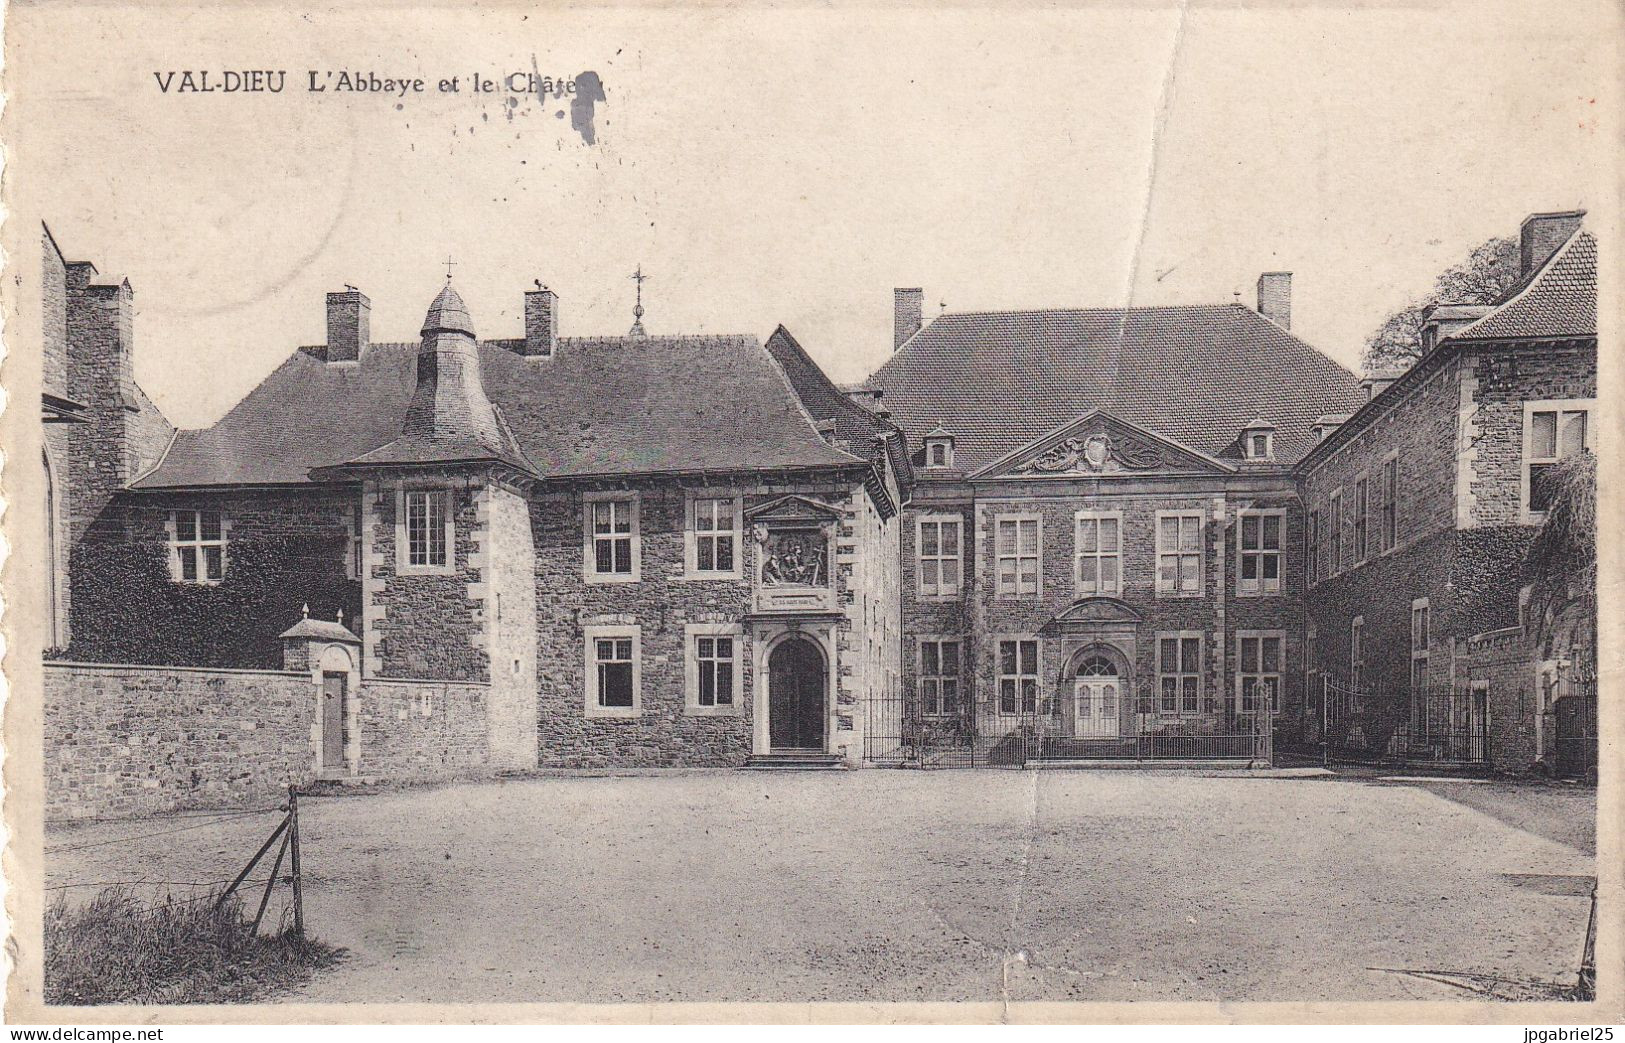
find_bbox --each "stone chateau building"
[39,210,1598,817]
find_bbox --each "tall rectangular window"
[170,509,226,583]
[345,503,364,581]
[695,635,735,707]
[997,639,1039,715]
[689,496,738,576]
[1074,512,1122,595]
[919,639,961,716]
[1381,456,1398,552]
[1157,634,1202,715]
[1156,512,1203,594]
[404,490,449,568]
[917,517,963,598]
[1238,632,1283,714]
[995,516,1040,598]
[586,497,638,580]
[1351,616,1365,691]
[1353,475,1369,564]
[1307,509,1320,586]
[1525,402,1592,517]
[595,637,635,707]
[586,623,641,716]
[1238,510,1284,595]
[1410,599,1430,693]
[1329,490,1344,573]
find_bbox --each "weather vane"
[629,265,648,336]
[444,255,457,282]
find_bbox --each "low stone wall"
[1459,626,1537,772]
[45,661,313,821]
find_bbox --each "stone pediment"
[972,410,1235,480]
[745,494,842,527]
[1048,597,1143,629]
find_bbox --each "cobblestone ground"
[44,770,1595,1004]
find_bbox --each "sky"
[7,1,1616,428]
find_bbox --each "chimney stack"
[1256,272,1291,330]
[1519,210,1585,277]
[523,284,558,357]
[326,288,371,362]
[893,287,923,350]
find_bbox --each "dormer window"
[924,425,955,470]
[1240,419,1277,461]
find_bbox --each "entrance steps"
[745,750,845,769]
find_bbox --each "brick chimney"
[523,284,558,357]
[325,288,371,362]
[893,287,923,350]
[1256,272,1291,330]
[1519,210,1585,277]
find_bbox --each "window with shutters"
[1074,511,1122,596]
[994,515,1041,599]
[1155,511,1203,595]
[916,515,963,599]
[1238,509,1285,595]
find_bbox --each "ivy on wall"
[61,531,362,669]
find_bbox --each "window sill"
[1235,589,1283,599]
[585,706,641,719]
[398,564,455,577]
[682,570,743,583]
[585,571,641,585]
[685,704,741,717]
[915,592,963,602]
[171,578,225,587]
[1153,590,1204,600]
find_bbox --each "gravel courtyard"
[45,769,1595,1004]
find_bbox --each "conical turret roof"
[421,283,476,338]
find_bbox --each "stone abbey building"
[39,211,1598,816]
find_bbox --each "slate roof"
[863,304,1364,472]
[135,333,864,489]
[1448,230,1597,342]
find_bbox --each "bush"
[45,888,341,1005]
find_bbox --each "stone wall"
[63,488,362,669]
[356,678,492,780]
[44,661,313,820]
[366,479,485,681]
[1458,626,1538,772]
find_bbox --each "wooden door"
[1072,680,1120,738]
[321,671,347,769]
[768,638,825,751]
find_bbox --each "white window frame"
[917,636,963,717]
[584,623,641,717]
[684,492,742,580]
[995,636,1041,716]
[396,486,455,576]
[1074,510,1124,597]
[1350,615,1365,691]
[684,622,742,715]
[1237,630,1284,715]
[1155,510,1204,597]
[915,514,964,600]
[993,513,1042,600]
[926,438,954,469]
[1380,451,1400,554]
[1522,399,1595,523]
[583,491,641,584]
[167,508,230,585]
[1247,431,1274,460]
[1237,507,1285,596]
[1156,631,1204,716]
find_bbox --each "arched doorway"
[1067,651,1123,738]
[768,636,826,751]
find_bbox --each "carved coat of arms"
[1014,432,1164,475]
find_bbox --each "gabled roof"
[1448,230,1597,342]
[135,333,864,489]
[972,408,1237,480]
[864,304,1363,472]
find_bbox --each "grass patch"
[45,887,343,1005]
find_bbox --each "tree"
[1361,236,1521,374]
[1522,450,1596,657]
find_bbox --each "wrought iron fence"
[1319,677,1490,765]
